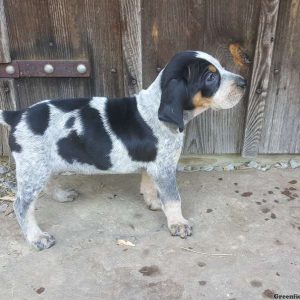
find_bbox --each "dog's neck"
[137,72,162,110]
[135,73,162,128]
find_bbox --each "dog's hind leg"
[44,178,79,203]
[140,170,161,210]
[13,160,55,250]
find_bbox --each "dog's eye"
[206,72,216,82]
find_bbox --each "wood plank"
[242,0,280,157]
[120,0,142,96]
[183,0,261,154]
[4,0,124,106]
[258,0,300,153]
[184,0,260,155]
[0,80,18,156]
[0,0,15,156]
[0,0,10,62]
[3,0,94,107]
[84,0,124,97]
[141,0,189,88]
[141,0,260,154]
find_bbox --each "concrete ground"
[0,169,300,300]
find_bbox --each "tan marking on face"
[208,64,217,73]
[192,91,211,108]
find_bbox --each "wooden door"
[1,0,299,157]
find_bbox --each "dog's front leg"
[147,167,192,238]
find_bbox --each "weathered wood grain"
[4,0,92,108]
[4,0,125,106]
[1,0,299,157]
[120,0,142,96]
[258,0,300,153]
[184,1,241,154]
[84,0,124,97]
[242,0,280,157]
[0,80,18,156]
[141,0,260,154]
[141,0,189,88]
[0,0,10,62]
[185,0,260,154]
[0,0,14,156]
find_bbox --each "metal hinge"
[0,60,91,78]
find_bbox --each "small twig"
[5,209,14,216]
[180,247,233,256]
[0,195,15,202]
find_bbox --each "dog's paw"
[30,232,56,250]
[53,188,79,203]
[143,194,161,211]
[147,200,161,211]
[168,220,192,238]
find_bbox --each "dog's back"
[0,96,159,175]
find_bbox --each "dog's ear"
[158,51,200,132]
[158,79,187,132]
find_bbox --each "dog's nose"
[237,77,247,89]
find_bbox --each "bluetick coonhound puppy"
[0,51,246,250]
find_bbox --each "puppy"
[0,51,246,250]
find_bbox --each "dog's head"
[158,51,247,132]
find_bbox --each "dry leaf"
[0,195,15,202]
[116,239,135,247]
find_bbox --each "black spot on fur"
[65,116,75,129]
[26,103,50,135]
[9,133,22,152]
[3,110,22,152]
[106,97,158,162]
[57,105,112,170]
[3,110,22,127]
[51,98,91,112]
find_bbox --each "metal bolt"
[156,67,162,73]
[5,65,15,75]
[256,88,262,94]
[131,79,137,85]
[274,68,279,74]
[111,68,117,73]
[44,64,54,74]
[77,64,87,74]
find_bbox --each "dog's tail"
[0,110,21,127]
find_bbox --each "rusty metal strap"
[0,60,91,78]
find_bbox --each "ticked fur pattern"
[0,51,246,250]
